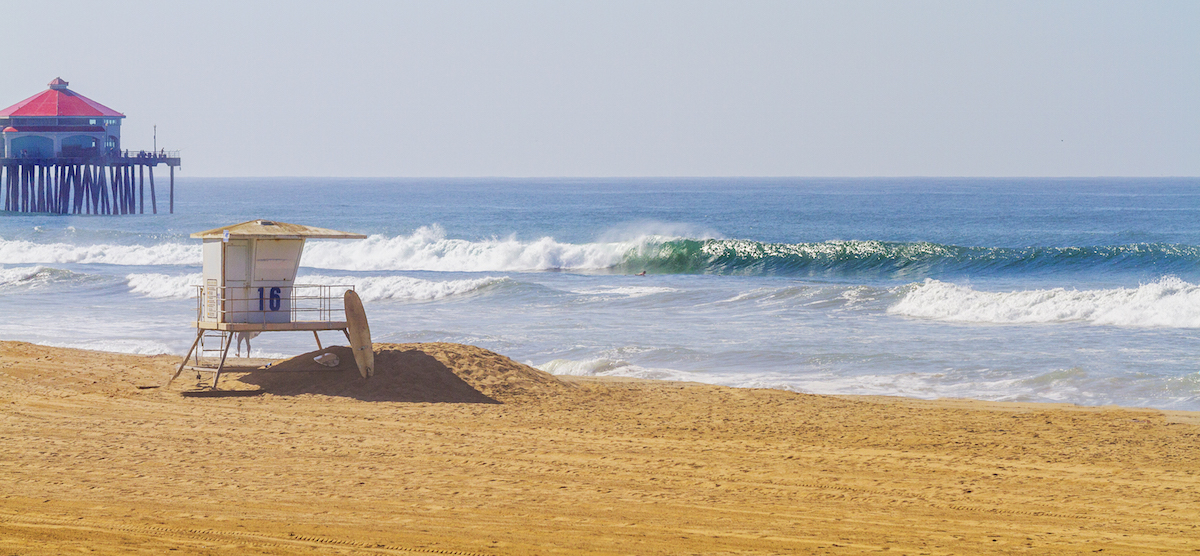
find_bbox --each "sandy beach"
[1,340,1198,555]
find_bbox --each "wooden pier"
[1,78,181,215]
[1,151,180,215]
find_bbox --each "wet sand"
[1,340,1198,555]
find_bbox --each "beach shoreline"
[2,340,1198,554]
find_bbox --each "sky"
[3,1,1197,177]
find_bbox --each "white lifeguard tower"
[171,219,367,388]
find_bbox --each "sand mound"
[236,342,567,403]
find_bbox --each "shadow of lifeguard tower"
[170,219,366,389]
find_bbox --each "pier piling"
[0,154,178,215]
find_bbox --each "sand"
[1,340,1198,555]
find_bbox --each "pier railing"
[118,149,181,161]
[0,150,180,164]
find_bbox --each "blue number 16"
[258,287,282,311]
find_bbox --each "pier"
[0,78,181,215]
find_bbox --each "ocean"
[3,177,1200,410]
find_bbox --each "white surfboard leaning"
[344,289,374,378]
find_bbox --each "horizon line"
[174,175,1200,180]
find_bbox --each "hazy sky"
[4,1,1196,177]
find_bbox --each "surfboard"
[344,290,373,378]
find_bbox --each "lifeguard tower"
[170,219,367,389]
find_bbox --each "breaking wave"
[889,276,1200,328]
[534,357,835,392]
[535,358,689,381]
[126,273,203,298]
[0,238,199,266]
[301,274,511,302]
[621,239,1200,278]
[0,265,92,292]
[1,266,53,290]
[302,234,1200,277]
[301,225,640,272]
[10,229,1200,279]
[124,272,509,303]
[566,286,679,298]
[40,339,181,356]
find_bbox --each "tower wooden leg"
[169,330,205,386]
[313,331,323,350]
[211,332,234,389]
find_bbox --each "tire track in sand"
[0,511,486,556]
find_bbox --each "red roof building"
[0,78,125,119]
[1,78,124,158]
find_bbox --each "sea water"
[3,177,1200,410]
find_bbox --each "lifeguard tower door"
[250,239,304,323]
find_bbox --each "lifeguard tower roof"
[191,220,367,240]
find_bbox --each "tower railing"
[193,284,356,325]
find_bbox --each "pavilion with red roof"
[1,78,180,215]
[0,78,124,158]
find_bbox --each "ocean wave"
[0,265,88,291]
[300,225,643,272]
[28,336,298,359]
[123,271,509,303]
[0,266,50,289]
[306,229,1187,277]
[11,229,1200,279]
[624,239,1200,277]
[567,286,679,298]
[301,274,511,302]
[126,273,203,299]
[0,238,199,266]
[535,358,689,381]
[40,339,181,356]
[889,277,1200,328]
[535,357,899,395]
[534,356,1200,408]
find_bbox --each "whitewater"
[3,177,1200,409]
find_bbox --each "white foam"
[534,357,872,394]
[300,225,642,272]
[126,273,203,298]
[300,274,510,302]
[41,339,180,356]
[535,358,689,381]
[533,356,1082,404]
[0,265,49,288]
[0,265,92,291]
[890,277,1200,328]
[2,225,662,273]
[567,286,678,298]
[123,270,509,302]
[0,238,199,266]
[720,288,772,303]
[222,347,289,360]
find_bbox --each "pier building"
[0,78,181,214]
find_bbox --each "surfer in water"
[636,271,646,276]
